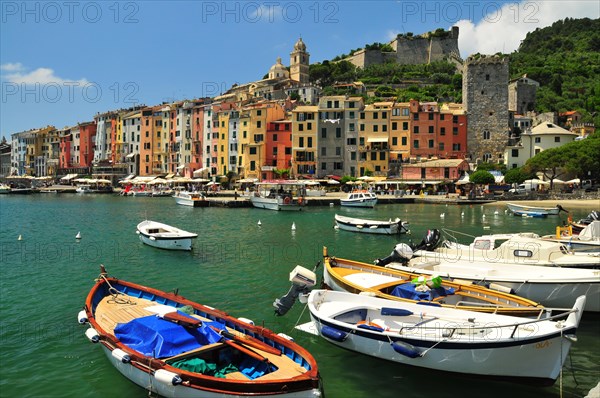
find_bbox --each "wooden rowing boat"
[78,266,322,397]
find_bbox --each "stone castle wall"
[345,27,460,68]
[462,55,510,163]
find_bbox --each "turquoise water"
[0,195,598,398]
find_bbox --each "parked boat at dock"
[249,181,306,211]
[340,190,377,208]
[173,191,209,207]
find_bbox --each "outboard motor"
[411,229,442,252]
[374,243,413,267]
[273,265,316,316]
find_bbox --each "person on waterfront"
[234,189,238,200]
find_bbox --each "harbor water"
[0,194,598,398]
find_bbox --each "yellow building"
[217,106,232,176]
[389,101,412,175]
[241,102,285,180]
[291,105,319,178]
[358,102,392,177]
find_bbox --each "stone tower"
[508,74,539,115]
[290,38,310,84]
[462,54,510,163]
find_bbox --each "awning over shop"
[165,173,175,179]
[60,174,78,181]
[367,137,388,143]
[126,153,136,159]
[192,168,209,177]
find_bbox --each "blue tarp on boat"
[391,284,455,301]
[114,312,226,358]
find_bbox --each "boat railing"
[453,300,549,319]
[394,305,579,336]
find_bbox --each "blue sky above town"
[1,0,597,137]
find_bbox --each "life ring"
[283,196,291,205]
[297,197,303,205]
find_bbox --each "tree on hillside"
[469,170,495,185]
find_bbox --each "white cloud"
[457,0,594,58]
[3,66,88,85]
[0,62,24,72]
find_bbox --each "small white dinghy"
[305,289,585,384]
[136,220,198,251]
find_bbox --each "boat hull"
[250,196,303,211]
[334,215,407,235]
[310,315,571,383]
[138,234,194,251]
[173,193,208,207]
[339,199,377,208]
[307,290,582,383]
[507,203,560,216]
[100,345,320,398]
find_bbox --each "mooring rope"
[97,273,134,305]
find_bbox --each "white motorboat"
[334,214,409,235]
[373,236,600,312]
[431,232,600,269]
[0,184,11,194]
[173,191,208,207]
[303,289,584,384]
[249,181,306,211]
[506,202,566,217]
[136,220,198,251]
[340,191,377,208]
[74,179,114,193]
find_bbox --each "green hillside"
[309,18,599,120]
[509,17,600,124]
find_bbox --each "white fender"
[277,333,294,341]
[237,317,255,325]
[111,348,131,363]
[85,327,99,343]
[154,369,182,386]
[77,310,88,324]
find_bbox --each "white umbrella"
[524,179,550,186]
[566,178,580,184]
[192,178,210,183]
[358,176,374,181]
[327,179,340,184]
[551,178,566,185]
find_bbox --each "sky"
[1,0,598,137]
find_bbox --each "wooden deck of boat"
[94,294,307,380]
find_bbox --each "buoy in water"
[440,213,445,218]
[18,234,22,241]
[291,222,296,231]
[76,231,82,240]
[257,220,262,226]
